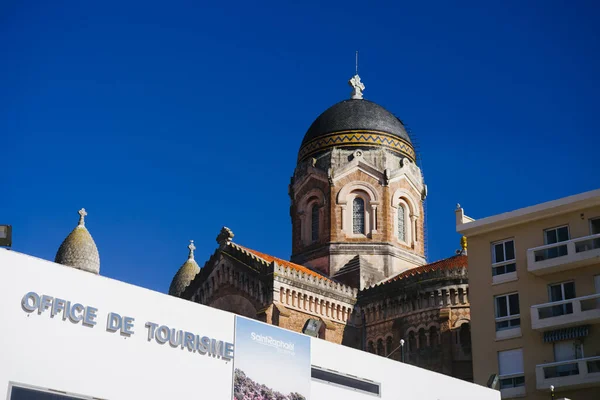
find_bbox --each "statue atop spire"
[349,75,365,99]
[188,240,196,260]
[78,208,87,227]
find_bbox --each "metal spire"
[349,51,365,99]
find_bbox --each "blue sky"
[2,1,599,293]
[235,316,310,395]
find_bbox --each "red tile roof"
[382,254,467,285]
[237,245,332,282]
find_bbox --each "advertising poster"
[233,316,311,400]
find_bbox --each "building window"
[386,336,393,356]
[491,239,516,276]
[543,225,570,259]
[459,323,471,354]
[377,338,384,356]
[10,385,90,400]
[367,341,375,354]
[408,331,416,353]
[429,326,438,348]
[311,204,319,242]
[353,197,365,234]
[498,349,525,389]
[495,293,520,331]
[418,328,427,349]
[546,281,576,318]
[397,204,406,241]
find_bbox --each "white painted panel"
[310,337,500,400]
[0,250,235,400]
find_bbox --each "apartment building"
[456,189,600,400]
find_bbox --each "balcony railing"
[536,356,600,390]
[531,293,600,330]
[527,233,600,275]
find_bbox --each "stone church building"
[168,75,473,381]
[48,74,472,381]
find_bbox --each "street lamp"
[400,339,405,363]
[386,338,406,362]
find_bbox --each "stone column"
[371,205,378,233]
[410,214,418,245]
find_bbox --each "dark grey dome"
[302,99,412,146]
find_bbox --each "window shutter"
[498,349,524,376]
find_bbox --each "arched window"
[368,341,375,354]
[311,204,319,242]
[429,326,438,348]
[377,339,384,356]
[353,197,365,234]
[408,331,416,353]
[460,323,471,354]
[386,337,393,356]
[418,328,427,349]
[398,204,406,241]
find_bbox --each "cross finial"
[349,74,365,99]
[188,240,196,260]
[78,208,87,226]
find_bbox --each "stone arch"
[337,181,380,204]
[391,187,420,245]
[367,340,375,354]
[298,188,326,246]
[337,181,380,237]
[458,321,471,354]
[302,318,326,339]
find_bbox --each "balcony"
[527,233,600,275]
[530,293,600,330]
[536,356,600,390]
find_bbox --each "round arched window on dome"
[353,197,365,234]
[398,204,406,242]
[311,204,319,242]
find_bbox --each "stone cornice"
[273,263,357,301]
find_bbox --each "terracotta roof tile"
[236,245,332,282]
[381,254,467,285]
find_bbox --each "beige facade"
[457,189,600,400]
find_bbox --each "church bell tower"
[289,75,427,289]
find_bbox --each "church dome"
[55,208,100,274]
[302,99,412,146]
[169,240,200,297]
[298,75,416,163]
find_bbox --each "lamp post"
[400,339,405,363]
[386,338,406,362]
[550,385,555,400]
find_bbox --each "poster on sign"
[232,316,311,400]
